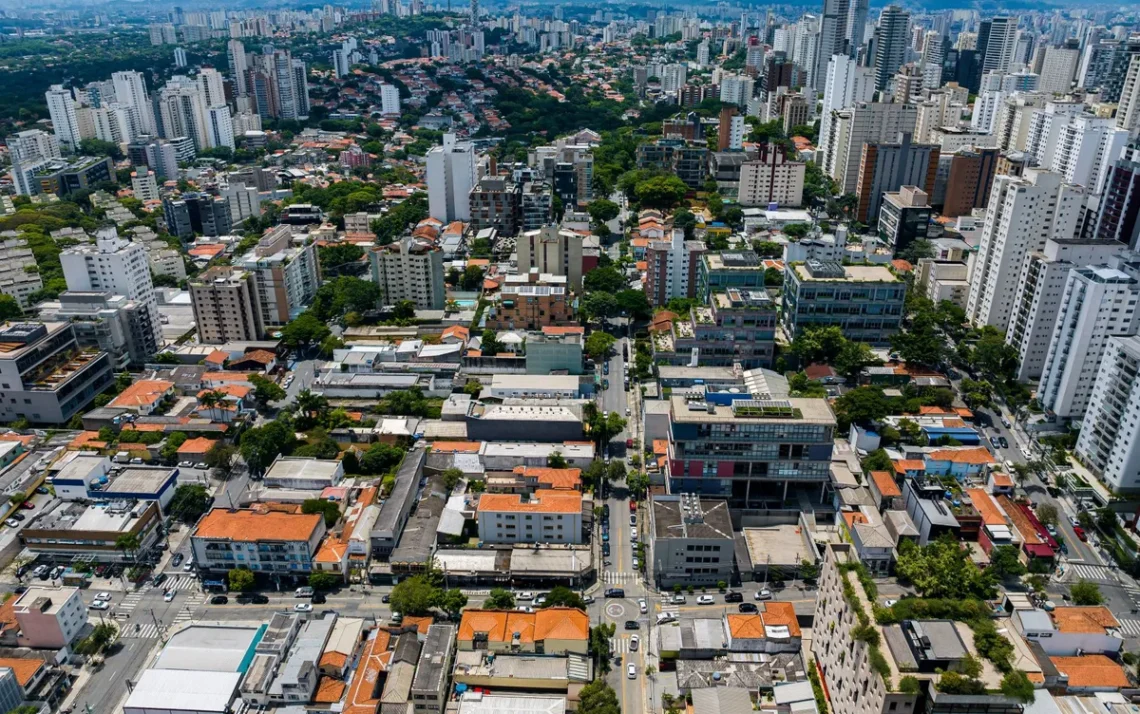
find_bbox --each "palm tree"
[295,389,328,425]
[115,533,141,565]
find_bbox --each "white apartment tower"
[1039,262,1140,420]
[1118,54,1140,137]
[1047,115,1129,194]
[829,102,918,193]
[228,40,250,96]
[966,169,1089,331]
[817,54,875,175]
[45,85,83,149]
[380,84,401,116]
[1076,335,1140,492]
[111,71,158,137]
[426,133,478,223]
[60,227,162,357]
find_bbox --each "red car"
[19,502,34,510]
[626,438,634,448]
[1073,526,1087,542]
[629,500,637,512]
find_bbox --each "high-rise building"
[1028,111,1129,194]
[368,236,446,310]
[111,71,157,137]
[189,267,265,344]
[1117,54,1140,136]
[1075,334,1140,491]
[817,55,875,175]
[878,186,933,253]
[516,225,588,291]
[814,0,853,91]
[7,130,61,196]
[40,291,159,368]
[920,31,945,89]
[380,84,401,115]
[45,85,82,149]
[738,143,806,207]
[234,226,320,326]
[978,17,1019,75]
[197,68,226,108]
[1009,239,1126,382]
[60,227,162,357]
[1079,40,1140,103]
[942,147,1000,218]
[157,76,209,150]
[1095,146,1140,249]
[1039,262,1140,420]
[206,105,235,150]
[966,169,1090,331]
[644,229,706,307]
[0,322,113,424]
[829,102,918,193]
[426,133,478,223]
[1039,46,1081,93]
[872,5,910,90]
[717,107,745,151]
[174,47,187,68]
[970,71,1040,134]
[854,133,939,224]
[163,193,233,238]
[130,169,160,202]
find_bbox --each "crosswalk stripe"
[602,571,639,584]
[608,636,640,654]
[1116,619,1140,636]
[120,623,162,639]
[1068,563,1118,582]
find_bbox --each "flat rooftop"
[456,692,566,714]
[669,396,836,426]
[482,442,594,459]
[742,526,817,566]
[454,650,571,683]
[153,624,264,672]
[28,500,150,533]
[13,586,77,615]
[793,263,899,283]
[652,496,733,541]
[264,456,342,484]
[125,669,241,714]
[103,467,176,495]
[490,374,580,390]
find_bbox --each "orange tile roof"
[541,326,585,336]
[992,473,1014,487]
[442,325,470,341]
[726,602,802,639]
[320,651,348,669]
[727,613,766,639]
[1052,607,1120,634]
[231,350,276,366]
[429,441,482,453]
[513,466,582,490]
[343,629,391,714]
[0,599,16,635]
[636,261,648,271]
[966,488,1006,527]
[402,615,433,635]
[188,243,226,258]
[843,511,869,528]
[109,379,173,409]
[69,431,108,450]
[894,459,926,472]
[199,384,252,399]
[315,534,348,563]
[891,259,914,272]
[653,440,668,455]
[997,495,1042,545]
[0,433,35,446]
[205,349,228,365]
[1050,655,1130,689]
[194,508,323,542]
[314,676,347,704]
[178,437,216,454]
[869,471,901,497]
[928,447,995,465]
[202,372,255,383]
[458,608,588,644]
[0,658,43,687]
[467,258,491,267]
[477,489,582,515]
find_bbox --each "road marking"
[1116,619,1140,636]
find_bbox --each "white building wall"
[1077,335,1140,491]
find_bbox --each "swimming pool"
[452,299,477,308]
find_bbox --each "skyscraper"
[227,39,249,97]
[978,17,1019,75]
[872,5,910,90]
[45,85,83,149]
[426,133,478,222]
[111,71,158,137]
[1094,146,1140,249]
[813,0,852,91]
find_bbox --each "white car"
[630,634,640,651]
[517,591,535,601]
[671,594,686,604]
[164,591,175,602]
[183,561,194,572]
[94,592,112,602]
[4,519,19,528]
[89,600,110,611]
[632,557,640,569]
[294,603,313,613]
[639,599,648,614]
[627,663,638,679]
[516,605,534,613]
[697,595,715,605]
[625,407,631,416]
[755,589,772,601]
[630,527,638,539]
[656,612,678,624]
[534,594,548,606]
[884,599,898,607]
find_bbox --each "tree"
[790,326,848,366]
[204,442,239,480]
[799,559,820,581]
[988,545,1027,579]
[895,536,997,599]
[281,312,331,350]
[1035,504,1059,527]
[392,300,416,320]
[76,622,119,655]
[607,459,627,482]
[672,208,697,239]
[360,442,403,474]
[249,374,286,407]
[626,471,649,499]
[585,331,616,360]
[438,588,468,618]
[7,492,25,506]
[582,292,619,320]
[389,574,439,615]
[159,431,188,464]
[834,387,894,429]
[542,585,586,609]
[588,624,618,676]
[481,329,504,356]
[1000,670,1036,702]
[937,671,986,695]
[484,588,516,609]
[547,451,568,468]
[115,532,141,564]
[0,295,21,321]
[240,419,298,476]
[309,572,340,590]
[228,568,255,592]
[1070,579,1104,606]
[635,175,688,209]
[168,484,210,522]
[442,468,463,491]
[302,499,341,527]
[587,199,620,224]
[753,241,784,258]
[615,290,651,319]
[583,265,627,294]
[459,265,485,291]
[583,460,608,493]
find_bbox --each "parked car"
[35,486,49,494]
[990,436,1001,449]
[294,587,314,598]
[237,594,270,605]
[312,593,327,604]
[755,589,772,600]
[624,620,640,630]
[602,543,610,556]
[534,594,548,606]
[998,436,1009,449]
[294,603,313,613]
[210,595,229,605]
[94,592,111,602]
[19,501,34,510]
[4,519,19,528]
[1000,416,1011,428]
[724,591,743,603]
[629,514,637,526]
[9,513,23,522]
[738,603,758,613]
[630,527,637,539]
[381,594,390,603]
[697,595,715,605]
[516,605,533,613]
[171,553,184,567]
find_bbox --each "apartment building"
[476,490,583,544]
[878,187,933,253]
[426,133,478,222]
[1045,115,1129,194]
[468,177,522,237]
[11,586,86,648]
[39,291,159,368]
[1039,263,1140,421]
[696,251,766,298]
[368,236,446,311]
[1077,335,1140,492]
[655,288,777,369]
[854,135,939,224]
[829,102,918,194]
[966,169,1089,331]
[516,225,588,291]
[783,261,906,345]
[235,226,321,327]
[0,238,44,309]
[942,147,1000,218]
[1008,239,1125,382]
[189,267,265,344]
[666,395,835,505]
[650,495,734,587]
[1094,147,1140,249]
[645,229,706,307]
[738,143,806,207]
[0,322,113,423]
[485,270,576,331]
[190,508,327,576]
[918,260,969,309]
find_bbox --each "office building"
[111,71,157,136]
[978,17,1019,75]
[813,0,854,91]
[1039,46,1081,94]
[468,177,521,237]
[1081,40,1140,104]
[163,193,233,239]
[718,74,755,106]
[830,103,919,194]
[783,261,906,345]
[0,238,44,309]
[31,157,114,197]
[477,490,582,544]
[45,85,83,149]
[966,170,1089,331]
[854,133,939,224]
[1076,335,1140,492]
[1039,263,1140,421]
[191,508,326,576]
[189,267,265,344]
[645,229,706,307]
[1008,239,1125,382]
[942,147,1000,218]
[738,143,806,207]
[236,226,320,327]
[368,236,446,311]
[426,133,478,223]
[516,225,588,291]
[817,55,876,175]
[0,322,114,423]
[1094,146,1140,249]
[650,496,734,588]
[872,5,910,90]
[39,291,161,368]
[7,130,61,197]
[665,395,835,504]
[61,227,162,354]
[878,187,932,253]
[223,183,262,225]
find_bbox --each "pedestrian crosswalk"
[120,622,163,639]
[602,571,640,584]
[1115,619,1140,637]
[162,576,200,592]
[117,592,144,614]
[1068,563,1119,583]
[608,636,640,654]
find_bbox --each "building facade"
[783,262,906,345]
[189,267,266,344]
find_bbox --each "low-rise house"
[923,446,996,478]
[191,508,326,578]
[724,604,802,654]
[456,608,588,655]
[1014,607,1123,657]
